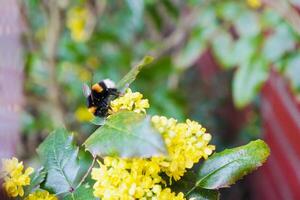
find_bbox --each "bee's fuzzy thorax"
[102,79,116,89]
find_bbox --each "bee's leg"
[98,100,111,116]
[107,88,120,97]
[104,102,112,115]
[107,105,114,116]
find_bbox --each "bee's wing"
[82,83,91,97]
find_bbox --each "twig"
[85,0,99,39]
[44,1,65,126]
[149,0,213,59]
[76,156,96,189]
[150,8,200,58]
[17,0,39,52]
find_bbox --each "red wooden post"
[252,71,300,200]
[197,51,300,199]
[196,49,250,140]
[0,0,23,198]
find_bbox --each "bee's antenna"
[90,71,95,101]
[91,71,94,87]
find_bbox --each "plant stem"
[185,185,197,196]
[76,156,96,189]
[44,0,65,127]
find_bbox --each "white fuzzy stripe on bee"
[103,79,116,88]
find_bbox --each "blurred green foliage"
[23,0,188,139]
[22,0,300,149]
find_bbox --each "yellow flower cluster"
[91,89,215,199]
[151,116,215,181]
[159,188,185,200]
[1,157,34,197]
[247,0,261,9]
[92,157,185,200]
[93,157,161,199]
[110,88,150,114]
[66,6,89,42]
[25,190,57,200]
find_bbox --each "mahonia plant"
[0,56,270,200]
[90,89,215,199]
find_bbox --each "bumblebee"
[83,79,119,117]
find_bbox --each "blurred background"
[1,0,300,199]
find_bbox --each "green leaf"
[84,111,167,158]
[174,29,206,69]
[262,24,295,62]
[234,12,260,37]
[37,128,80,194]
[217,2,242,21]
[63,184,95,200]
[171,171,220,200]
[74,150,94,185]
[24,167,46,196]
[90,116,106,126]
[285,54,300,93]
[233,37,257,66]
[196,140,270,189]
[212,31,236,69]
[187,188,220,200]
[261,9,282,27]
[171,171,197,194]
[233,58,269,108]
[117,56,154,92]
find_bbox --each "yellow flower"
[92,90,214,199]
[1,157,34,197]
[91,157,186,199]
[151,116,215,181]
[247,0,261,9]
[92,157,163,199]
[25,190,57,200]
[110,88,150,114]
[67,6,89,42]
[158,188,185,200]
[75,106,94,122]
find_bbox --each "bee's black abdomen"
[95,106,109,117]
